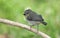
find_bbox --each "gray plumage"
[24,9,47,25]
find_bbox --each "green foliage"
[0,0,60,38]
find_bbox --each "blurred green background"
[0,0,60,38]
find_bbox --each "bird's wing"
[38,15,44,21]
[31,14,44,21]
[27,16,32,21]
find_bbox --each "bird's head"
[23,9,32,17]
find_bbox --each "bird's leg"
[30,25,34,30]
[36,25,39,34]
[30,25,32,30]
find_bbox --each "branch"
[0,18,51,38]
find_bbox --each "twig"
[0,18,51,38]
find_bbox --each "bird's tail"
[41,21,47,25]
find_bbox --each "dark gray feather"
[27,10,44,22]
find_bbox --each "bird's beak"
[23,14,26,15]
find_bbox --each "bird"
[23,8,47,33]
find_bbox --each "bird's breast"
[27,20,40,25]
